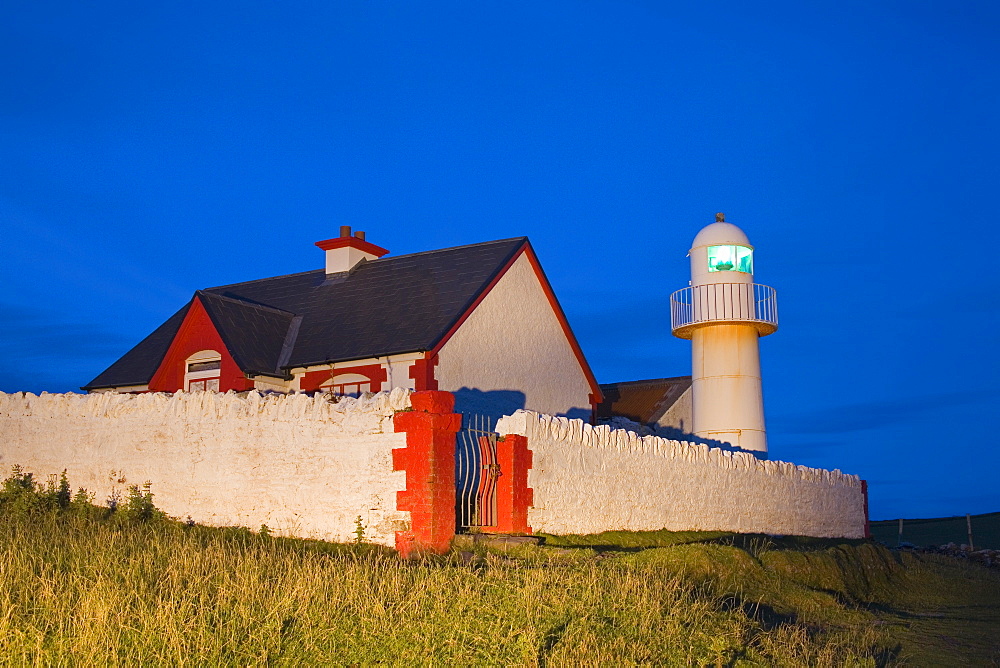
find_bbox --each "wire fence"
[869,512,1000,550]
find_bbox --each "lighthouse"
[669,214,778,456]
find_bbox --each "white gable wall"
[657,386,693,433]
[436,253,593,419]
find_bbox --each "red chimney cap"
[314,236,389,257]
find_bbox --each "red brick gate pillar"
[392,391,460,558]
[480,433,534,535]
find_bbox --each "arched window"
[319,372,372,398]
[185,350,222,392]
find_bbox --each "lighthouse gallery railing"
[670,283,778,336]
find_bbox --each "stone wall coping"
[496,409,861,488]
[0,388,413,434]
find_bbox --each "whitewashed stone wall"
[0,389,412,547]
[497,410,866,539]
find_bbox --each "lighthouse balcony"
[670,283,778,339]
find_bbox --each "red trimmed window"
[185,351,222,392]
[300,364,388,395]
[319,373,371,398]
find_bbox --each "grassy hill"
[870,511,1000,550]
[1,471,998,665]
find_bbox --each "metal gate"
[456,414,500,529]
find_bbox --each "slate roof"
[83,304,192,390]
[197,292,300,378]
[596,376,692,425]
[83,238,528,390]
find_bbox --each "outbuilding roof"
[84,237,528,390]
[596,376,691,425]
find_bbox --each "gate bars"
[456,414,500,529]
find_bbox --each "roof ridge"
[195,290,297,317]
[600,376,693,387]
[275,316,303,372]
[204,268,324,293]
[368,236,528,263]
[201,237,528,292]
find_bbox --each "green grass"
[1,472,998,665]
[870,511,1000,550]
[540,529,1000,665]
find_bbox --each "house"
[5,219,868,550]
[84,228,602,420]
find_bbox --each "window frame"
[319,372,373,398]
[707,244,753,274]
[185,350,222,392]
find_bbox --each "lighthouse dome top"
[691,216,752,250]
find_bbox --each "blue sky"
[2,1,998,520]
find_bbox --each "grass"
[870,511,1000,550]
[880,551,1000,665]
[1,472,998,665]
[0,512,887,666]
[542,528,1000,665]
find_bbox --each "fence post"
[861,480,871,539]
[481,434,533,534]
[392,391,460,558]
[967,513,974,551]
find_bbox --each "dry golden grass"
[2,471,995,665]
[0,510,895,666]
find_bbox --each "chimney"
[314,226,389,274]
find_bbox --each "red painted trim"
[186,376,221,391]
[589,392,602,425]
[391,391,459,558]
[523,245,603,406]
[427,240,603,408]
[409,354,438,391]
[480,434,533,535]
[314,236,389,257]
[148,297,253,393]
[299,363,388,393]
[861,480,871,539]
[429,245,525,358]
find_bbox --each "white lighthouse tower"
[670,214,778,456]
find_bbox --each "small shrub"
[106,488,122,511]
[1,465,35,496]
[116,482,164,524]
[42,471,72,509]
[0,466,166,525]
[0,466,71,515]
[69,486,103,520]
[353,515,366,545]
[72,486,93,506]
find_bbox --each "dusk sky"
[2,2,998,520]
